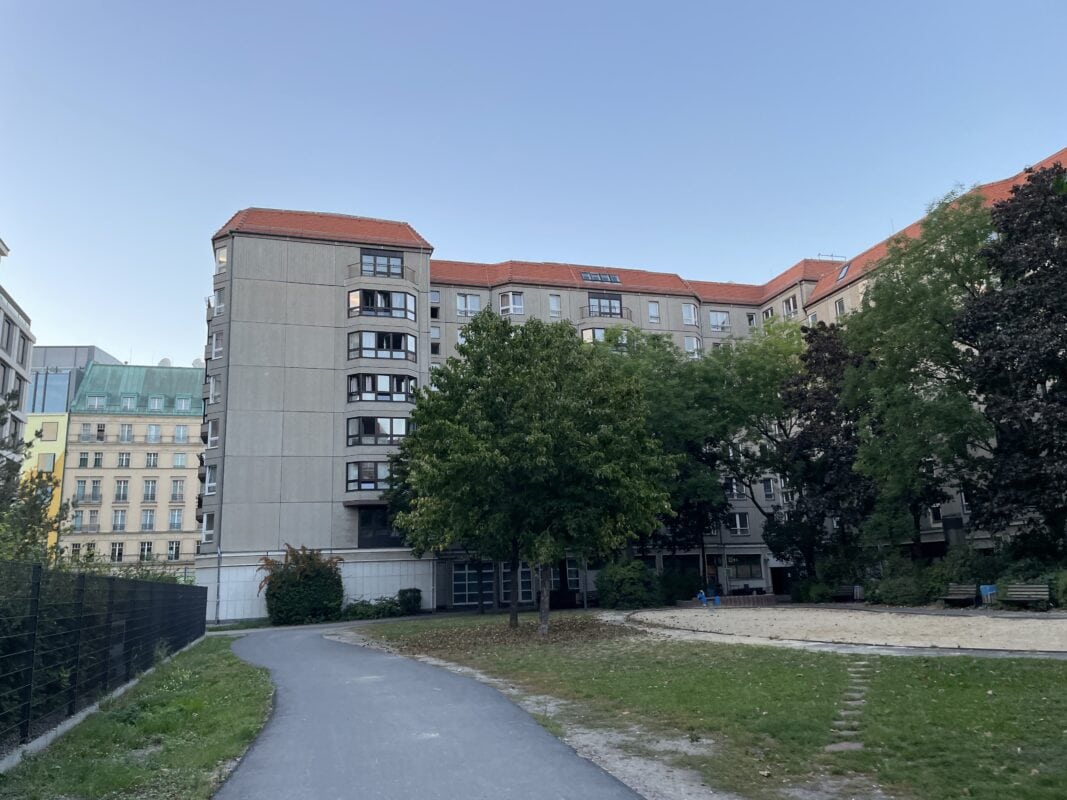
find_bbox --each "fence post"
[66,573,87,716]
[101,576,115,692]
[18,563,43,744]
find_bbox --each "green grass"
[371,611,1067,800]
[0,637,273,800]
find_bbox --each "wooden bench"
[942,583,978,606]
[832,585,860,603]
[1001,584,1051,611]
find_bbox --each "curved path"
[216,627,640,800]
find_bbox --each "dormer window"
[579,271,621,284]
[87,395,106,410]
[837,263,850,281]
[148,396,164,412]
[121,395,136,411]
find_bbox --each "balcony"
[579,306,632,321]
[200,423,210,444]
[74,494,103,506]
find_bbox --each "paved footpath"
[216,627,640,800]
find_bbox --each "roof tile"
[214,208,432,250]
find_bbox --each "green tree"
[955,164,1067,559]
[845,191,992,550]
[389,311,672,635]
[0,391,67,562]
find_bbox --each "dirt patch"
[630,607,1067,652]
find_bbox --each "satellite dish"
[158,357,172,367]
[192,358,205,368]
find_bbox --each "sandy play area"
[630,607,1067,652]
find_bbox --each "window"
[581,328,606,343]
[929,505,943,525]
[456,330,466,346]
[204,465,218,495]
[167,541,181,561]
[0,317,11,352]
[834,298,846,318]
[762,477,775,500]
[807,313,818,325]
[70,543,82,560]
[347,416,408,446]
[360,249,403,278]
[17,334,28,366]
[88,510,98,528]
[145,452,158,468]
[430,306,439,319]
[348,289,416,320]
[175,397,191,411]
[93,452,103,468]
[683,336,701,357]
[648,301,661,323]
[499,291,524,315]
[960,492,971,514]
[110,542,124,563]
[141,509,155,531]
[566,558,580,590]
[207,419,220,448]
[783,296,798,318]
[587,293,622,318]
[114,480,129,502]
[139,541,153,562]
[121,395,136,411]
[708,311,730,331]
[549,294,562,318]
[78,452,88,468]
[349,331,417,361]
[724,477,745,500]
[75,479,87,501]
[452,562,494,606]
[169,509,183,531]
[175,424,189,443]
[746,312,757,328]
[117,452,130,468]
[95,424,106,442]
[171,479,185,502]
[348,373,417,403]
[430,325,440,340]
[143,479,157,502]
[202,513,215,543]
[358,506,405,548]
[727,554,761,580]
[346,461,390,491]
[79,423,91,442]
[214,245,227,273]
[578,272,621,284]
[210,332,223,359]
[119,423,133,443]
[207,375,221,404]
[90,479,102,502]
[87,395,106,410]
[148,396,163,412]
[500,562,534,603]
[112,509,127,532]
[727,512,750,535]
[146,424,161,443]
[37,453,55,472]
[456,293,481,317]
[430,290,441,304]
[762,307,775,321]
[173,453,187,468]
[213,287,226,317]
[682,303,697,326]
[72,510,83,531]
[836,262,850,281]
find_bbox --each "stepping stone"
[831,720,860,730]
[843,699,866,707]
[838,709,862,717]
[843,693,866,701]
[825,741,865,753]
[832,729,862,738]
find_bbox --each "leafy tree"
[955,164,1067,559]
[0,391,67,562]
[845,192,993,549]
[389,310,672,635]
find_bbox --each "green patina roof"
[69,363,205,416]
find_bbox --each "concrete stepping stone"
[825,741,865,752]
[831,719,860,730]
[832,728,862,738]
[843,699,866,707]
[838,709,862,717]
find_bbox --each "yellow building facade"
[20,412,69,550]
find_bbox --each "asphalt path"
[215,627,641,800]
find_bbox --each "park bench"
[832,585,861,603]
[1000,583,1051,611]
[942,583,978,607]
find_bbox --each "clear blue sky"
[2,1,1065,366]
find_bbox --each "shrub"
[341,595,402,620]
[660,571,704,606]
[595,560,661,609]
[397,587,422,615]
[1051,570,1067,608]
[258,544,343,625]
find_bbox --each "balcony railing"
[74,494,103,506]
[579,306,632,321]
[171,494,185,503]
[70,524,100,534]
[346,264,419,283]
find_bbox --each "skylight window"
[836,263,850,281]
[579,272,621,284]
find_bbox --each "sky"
[2,0,1065,366]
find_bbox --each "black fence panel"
[0,561,206,758]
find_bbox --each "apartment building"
[0,237,35,456]
[26,345,121,414]
[60,363,204,575]
[200,145,1067,619]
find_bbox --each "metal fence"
[0,561,207,758]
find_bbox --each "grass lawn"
[370,611,1067,800]
[0,637,273,800]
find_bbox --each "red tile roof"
[214,208,432,250]
[805,146,1067,305]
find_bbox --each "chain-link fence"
[0,561,207,758]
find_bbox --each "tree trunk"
[537,564,551,638]
[508,546,520,629]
